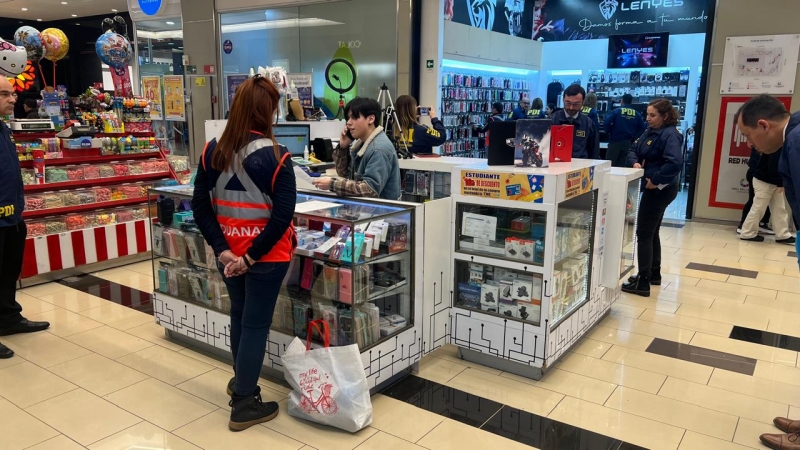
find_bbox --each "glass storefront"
[219,0,398,118]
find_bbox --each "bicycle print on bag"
[298,367,339,416]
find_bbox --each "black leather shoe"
[227,376,235,396]
[0,342,13,359]
[0,318,50,336]
[627,273,661,286]
[622,275,651,297]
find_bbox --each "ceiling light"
[166,21,175,25]
[21,7,27,11]
[36,19,42,22]
[61,1,68,4]
[71,14,77,17]
[111,9,118,12]
[168,43,174,45]
[75,23,80,26]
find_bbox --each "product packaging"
[457,282,481,309]
[480,281,500,313]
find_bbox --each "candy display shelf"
[19,152,160,168]
[23,172,170,193]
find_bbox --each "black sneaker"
[227,376,235,396]
[626,273,661,286]
[777,237,797,245]
[621,275,651,297]
[740,235,765,242]
[759,223,776,235]
[229,387,279,431]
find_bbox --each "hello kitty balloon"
[0,38,27,77]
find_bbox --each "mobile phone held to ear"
[345,128,355,140]
[418,106,430,116]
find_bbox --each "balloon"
[0,39,29,77]
[14,26,43,62]
[41,28,69,62]
[113,16,128,39]
[101,18,115,34]
[95,32,132,69]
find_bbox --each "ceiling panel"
[0,0,129,21]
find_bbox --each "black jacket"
[404,119,447,154]
[754,149,783,187]
[747,147,761,173]
[0,121,23,227]
[627,125,684,188]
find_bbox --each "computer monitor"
[274,124,311,156]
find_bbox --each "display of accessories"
[454,260,543,325]
[440,71,530,158]
[587,67,690,119]
[456,204,547,265]
[150,189,415,350]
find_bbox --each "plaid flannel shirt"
[329,144,379,197]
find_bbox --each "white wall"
[537,34,706,124]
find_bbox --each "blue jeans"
[219,261,290,397]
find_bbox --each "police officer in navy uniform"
[526,97,547,119]
[604,94,647,167]
[0,77,50,360]
[551,84,600,159]
[581,92,600,132]
[507,95,530,121]
[622,99,684,298]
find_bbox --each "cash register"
[8,119,55,132]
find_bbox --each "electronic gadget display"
[274,124,311,156]
[608,32,669,68]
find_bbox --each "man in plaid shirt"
[313,98,401,200]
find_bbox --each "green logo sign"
[426,60,434,70]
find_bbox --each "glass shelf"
[455,203,547,266]
[551,191,597,327]
[454,260,543,325]
[621,179,641,277]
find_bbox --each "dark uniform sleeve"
[191,146,230,257]
[628,137,641,168]
[589,120,600,159]
[415,121,447,147]
[604,109,616,134]
[780,138,800,221]
[650,129,684,186]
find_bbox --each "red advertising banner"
[709,96,792,209]
[111,66,133,98]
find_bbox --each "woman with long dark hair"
[622,99,683,297]
[191,75,297,431]
[394,94,446,154]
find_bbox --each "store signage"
[223,40,233,54]
[564,168,594,201]
[709,96,792,209]
[138,0,163,16]
[446,0,708,42]
[203,65,216,75]
[720,35,800,95]
[163,75,186,122]
[426,60,434,70]
[460,170,545,203]
[286,73,314,114]
[141,76,163,121]
[226,74,249,111]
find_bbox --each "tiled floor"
[2,221,800,449]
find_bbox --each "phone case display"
[150,188,416,353]
[455,260,543,324]
[587,67,690,119]
[551,196,595,324]
[456,204,547,265]
[441,72,530,158]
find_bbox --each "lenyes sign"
[599,0,685,20]
[138,0,164,16]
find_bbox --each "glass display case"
[454,260,543,325]
[149,187,415,351]
[551,191,596,325]
[621,178,641,276]
[455,203,547,265]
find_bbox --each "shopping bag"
[282,319,373,432]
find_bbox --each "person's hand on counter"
[313,177,334,190]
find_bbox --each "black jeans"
[607,140,632,168]
[219,261,290,397]
[739,171,771,228]
[0,222,25,328]
[636,184,679,279]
